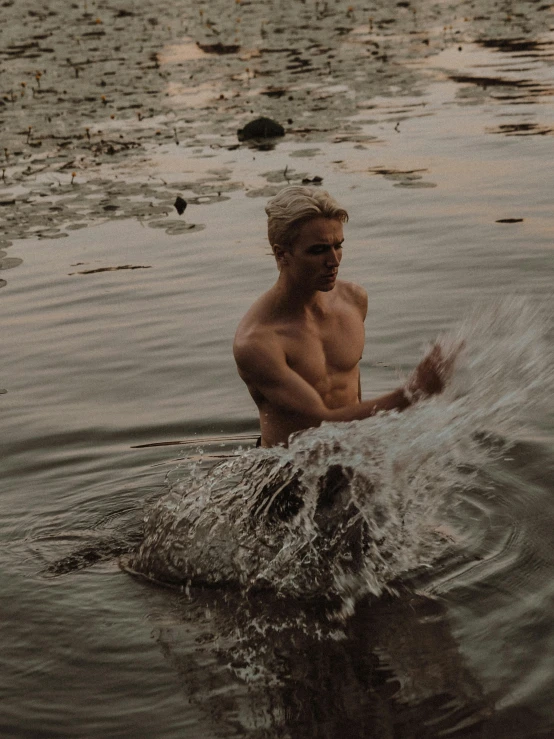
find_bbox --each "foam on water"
[128,297,553,605]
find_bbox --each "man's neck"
[272,273,328,316]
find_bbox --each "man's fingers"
[409,339,464,399]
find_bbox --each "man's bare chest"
[280,312,365,385]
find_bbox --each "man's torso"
[236,280,366,445]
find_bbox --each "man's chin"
[318,278,337,292]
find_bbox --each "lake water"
[2,1,554,736]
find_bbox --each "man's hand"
[407,342,461,399]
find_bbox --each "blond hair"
[265,185,348,252]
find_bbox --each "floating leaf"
[0,257,23,270]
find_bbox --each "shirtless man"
[233,186,447,448]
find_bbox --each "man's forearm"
[325,387,411,423]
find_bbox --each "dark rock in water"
[302,175,323,185]
[238,117,285,142]
[174,196,187,215]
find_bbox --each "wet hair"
[265,185,348,252]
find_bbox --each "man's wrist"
[403,386,414,405]
[402,383,426,407]
[396,386,413,410]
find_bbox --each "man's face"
[286,216,344,292]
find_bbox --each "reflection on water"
[153,588,490,739]
[134,436,554,738]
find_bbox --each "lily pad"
[164,222,205,235]
[0,257,23,270]
[245,186,282,198]
[37,231,69,239]
[289,148,321,157]
[148,219,205,235]
[186,194,230,205]
[394,181,437,188]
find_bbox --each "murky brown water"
[2,1,554,737]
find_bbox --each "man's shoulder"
[234,320,274,352]
[335,280,368,317]
[235,290,274,339]
[233,323,283,383]
[234,297,280,367]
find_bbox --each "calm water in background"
[2,21,554,739]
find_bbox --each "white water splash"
[128,297,553,604]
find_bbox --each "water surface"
[2,2,554,736]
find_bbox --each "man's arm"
[234,337,427,426]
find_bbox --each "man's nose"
[327,248,340,266]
